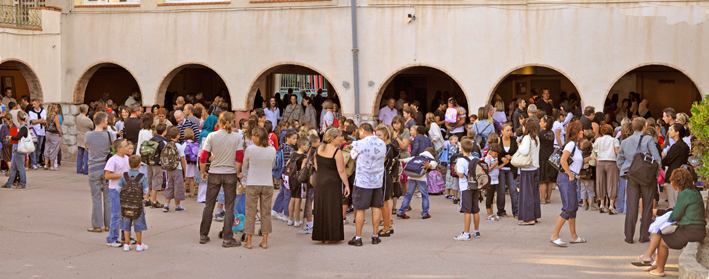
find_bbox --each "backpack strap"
[634,135,645,154]
[134,173,144,181]
[123,172,130,182]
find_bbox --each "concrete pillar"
[60,103,79,162]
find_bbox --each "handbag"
[626,135,660,186]
[510,137,533,168]
[548,143,576,172]
[47,115,59,134]
[17,125,35,154]
[661,223,678,235]
[28,127,38,143]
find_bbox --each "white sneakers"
[454,233,471,241]
[299,226,313,234]
[124,243,148,252]
[287,220,294,226]
[294,221,302,227]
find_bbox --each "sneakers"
[214,210,225,221]
[422,214,431,219]
[583,203,589,210]
[287,220,294,226]
[416,193,422,198]
[454,232,471,241]
[343,219,350,225]
[175,206,186,213]
[397,214,410,219]
[294,221,302,227]
[136,244,148,252]
[348,236,363,246]
[199,235,210,244]
[151,201,164,209]
[163,206,170,212]
[474,231,481,238]
[609,207,618,215]
[106,241,123,247]
[270,211,279,218]
[600,206,608,213]
[222,239,241,248]
[445,195,453,199]
[144,200,152,207]
[123,244,131,252]
[372,236,381,245]
[453,199,459,204]
[299,226,313,234]
[590,204,598,211]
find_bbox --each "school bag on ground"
[140,140,161,165]
[184,141,200,164]
[403,156,430,178]
[120,173,144,219]
[272,145,287,179]
[463,157,490,191]
[160,141,180,171]
[427,170,445,195]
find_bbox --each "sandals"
[631,255,654,266]
[518,221,535,226]
[570,237,587,244]
[104,226,110,232]
[259,242,268,249]
[87,227,102,233]
[644,265,658,272]
[550,238,567,247]
[648,270,665,277]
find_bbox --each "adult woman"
[497,123,518,218]
[320,100,336,133]
[391,115,411,213]
[592,112,605,139]
[471,107,494,149]
[446,97,466,139]
[425,113,444,154]
[550,122,586,247]
[403,107,416,129]
[661,123,690,208]
[151,104,160,115]
[154,108,173,127]
[552,110,566,146]
[312,127,349,243]
[282,94,304,122]
[492,99,507,125]
[517,120,541,226]
[243,126,277,249]
[199,115,218,148]
[676,112,692,148]
[637,99,651,118]
[43,104,63,171]
[264,98,280,128]
[5,111,28,189]
[593,124,620,214]
[1,113,13,177]
[301,96,318,127]
[632,168,706,277]
[538,116,557,204]
[115,106,129,135]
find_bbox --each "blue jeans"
[121,209,147,233]
[272,186,291,217]
[77,147,89,174]
[106,189,122,243]
[5,145,26,187]
[617,177,627,213]
[497,169,518,217]
[31,135,44,167]
[397,179,429,216]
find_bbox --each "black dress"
[538,129,557,183]
[312,151,345,242]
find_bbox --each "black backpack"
[120,173,144,220]
[285,153,306,181]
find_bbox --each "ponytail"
[219,112,234,134]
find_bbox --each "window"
[83,0,140,4]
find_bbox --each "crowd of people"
[4,84,703,276]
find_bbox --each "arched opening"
[0,59,43,103]
[374,66,467,121]
[246,64,338,125]
[74,63,140,106]
[156,64,229,111]
[491,66,582,118]
[606,65,702,121]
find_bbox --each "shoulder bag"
[47,115,59,134]
[548,142,576,172]
[510,137,533,168]
[17,125,35,154]
[627,135,660,186]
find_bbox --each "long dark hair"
[391,115,406,134]
[523,119,539,145]
[252,127,269,147]
[565,122,583,146]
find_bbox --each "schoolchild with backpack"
[454,139,484,241]
[410,125,432,158]
[141,123,167,209]
[104,139,133,248]
[397,147,438,219]
[118,155,150,252]
[286,137,309,228]
[484,144,503,222]
[162,126,187,213]
[444,136,460,202]
[183,129,199,198]
[271,130,297,222]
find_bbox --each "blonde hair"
[219,112,235,133]
[677,112,689,124]
[322,100,334,110]
[320,127,342,151]
[375,123,393,140]
[424,112,436,127]
[495,99,505,112]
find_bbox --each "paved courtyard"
[0,163,680,278]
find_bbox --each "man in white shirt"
[348,123,387,247]
[124,89,140,107]
[378,98,397,125]
[28,99,46,169]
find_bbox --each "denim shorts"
[556,173,578,220]
[121,209,148,233]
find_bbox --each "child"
[345,124,357,144]
[145,123,167,209]
[104,139,133,247]
[376,125,399,236]
[445,135,460,203]
[483,133,500,156]
[410,125,432,158]
[454,139,482,240]
[578,139,597,211]
[484,143,503,222]
[299,135,321,234]
[119,155,150,252]
[183,129,197,198]
[272,130,297,221]
[163,126,187,213]
[397,147,437,219]
[287,137,309,227]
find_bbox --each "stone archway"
[0,58,43,102]
[156,63,230,108]
[73,62,141,104]
[245,63,337,111]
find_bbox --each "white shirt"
[552,121,566,145]
[175,142,186,170]
[28,107,46,136]
[428,122,445,152]
[124,96,137,107]
[350,135,387,189]
[593,135,619,161]
[378,106,397,125]
[564,141,582,174]
[321,110,334,133]
[451,106,467,134]
[264,107,280,127]
[484,154,499,184]
[456,155,475,190]
[518,135,540,170]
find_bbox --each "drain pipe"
[350,0,361,118]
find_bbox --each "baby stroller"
[218,181,261,241]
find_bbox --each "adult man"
[348,123,387,247]
[534,88,553,116]
[661,107,677,139]
[169,96,186,125]
[175,110,200,143]
[617,117,661,244]
[122,103,142,152]
[378,98,397,125]
[1,88,16,110]
[124,88,141,107]
[395,91,406,114]
[76,104,94,175]
[580,106,595,132]
[512,98,526,132]
[526,104,538,123]
[412,101,424,126]
[28,99,46,170]
[20,95,31,114]
[184,104,201,127]
[199,112,243,247]
[85,112,113,234]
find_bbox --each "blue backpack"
[403,156,429,178]
[272,145,288,179]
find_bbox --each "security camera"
[408,14,416,23]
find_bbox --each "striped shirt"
[177,118,200,144]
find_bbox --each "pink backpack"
[427,170,446,195]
